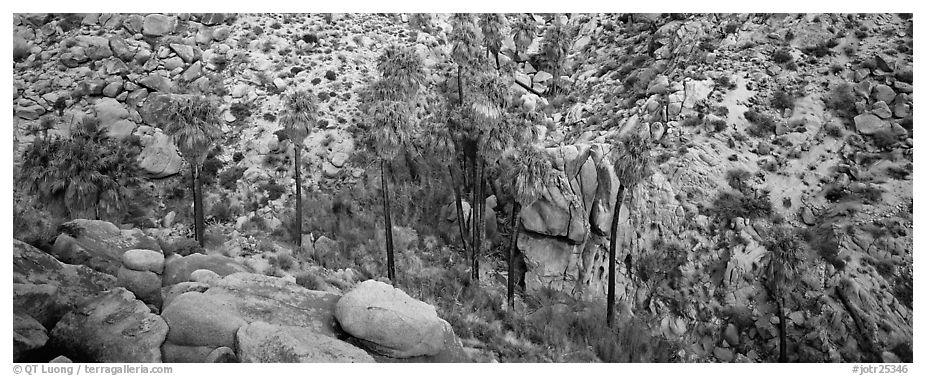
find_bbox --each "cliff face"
[511,13,912,362]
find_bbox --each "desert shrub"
[708,119,728,133]
[870,129,899,150]
[715,75,735,89]
[706,190,773,224]
[160,237,204,257]
[724,23,739,34]
[232,151,245,163]
[681,116,702,128]
[325,70,337,80]
[770,90,795,112]
[824,83,857,119]
[229,101,254,121]
[295,271,324,290]
[219,165,246,191]
[726,168,753,193]
[771,48,793,64]
[744,109,777,137]
[260,180,286,201]
[269,253,295,270]
[824,122,844,138]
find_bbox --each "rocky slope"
[12,13,912,363]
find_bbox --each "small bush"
[770,90,795,112]
[744,109,777,137]
[871,129,899,150]
[219,165,246,191]
[325,70,337,81]
[164,237,205,257]
[771,48,793,64]
[706,190,774,224]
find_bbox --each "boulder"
[161,342,219,363]
[873,84,897,104]
[205,346,238,363]
[14,313,48,361]
[237,321,375,363]
[200,13,227,26]
[93,98,136,138]
[143,14,177,37]
[203,273,345,338]
[853,114,887,135]
[117,267,162,306]
[50,219,160,275]
[13,240,117,328]
[169,43,200,63]
[137,132,183,178]
[15,102,45,120]
[160,291,247,349]
[122,249,165,274]
[50,288,168,362]
[335,280,446,358]
[137,74,175,93]
[161,281,210,308]
[162,254,249,286]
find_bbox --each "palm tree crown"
[280,90,318,144]
[163,95,223,165]
[613,132,652,190]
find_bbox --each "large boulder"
[142,14,176,37]
[160,291,248,350]
[50,288,168,362]
[334,280,446,358]
[236,321,375,363]
[14,313,49,361]
[50,219,161,275]
[854,114,888,135]
[92,98,137,138]
[117,267,162,306]
[203,273,345,338]
[162,254,250,286]
[13,240,117,328]
[122,249,166,274]
[137,131,183,178]
[137,74,175,93]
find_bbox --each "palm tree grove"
[11,12,913,365]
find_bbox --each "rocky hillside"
[12,13,913,363]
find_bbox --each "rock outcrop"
[50,288,168,362]
[50,219,161,275]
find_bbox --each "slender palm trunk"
[471,157,481,281]
[294,146,303,248]
[193,163,205,247]
[777,295,788,362]
[607,184,626,327]
[382,159,396,281]
[507,202,521,310]
[475,158,486,281]
[449,164,470,258]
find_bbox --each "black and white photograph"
[7,4,917,370]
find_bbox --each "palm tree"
[762,225,808,363]
[501,145,552,310]
[510,14,537,63]
[17,117,138,221]
[478,13,506,69]
[607,132,652,327]
[280,90,318,249]
[420,111,471,261]
[364,45,426,282]
[541,15,573,95]
[163,95,222,247]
